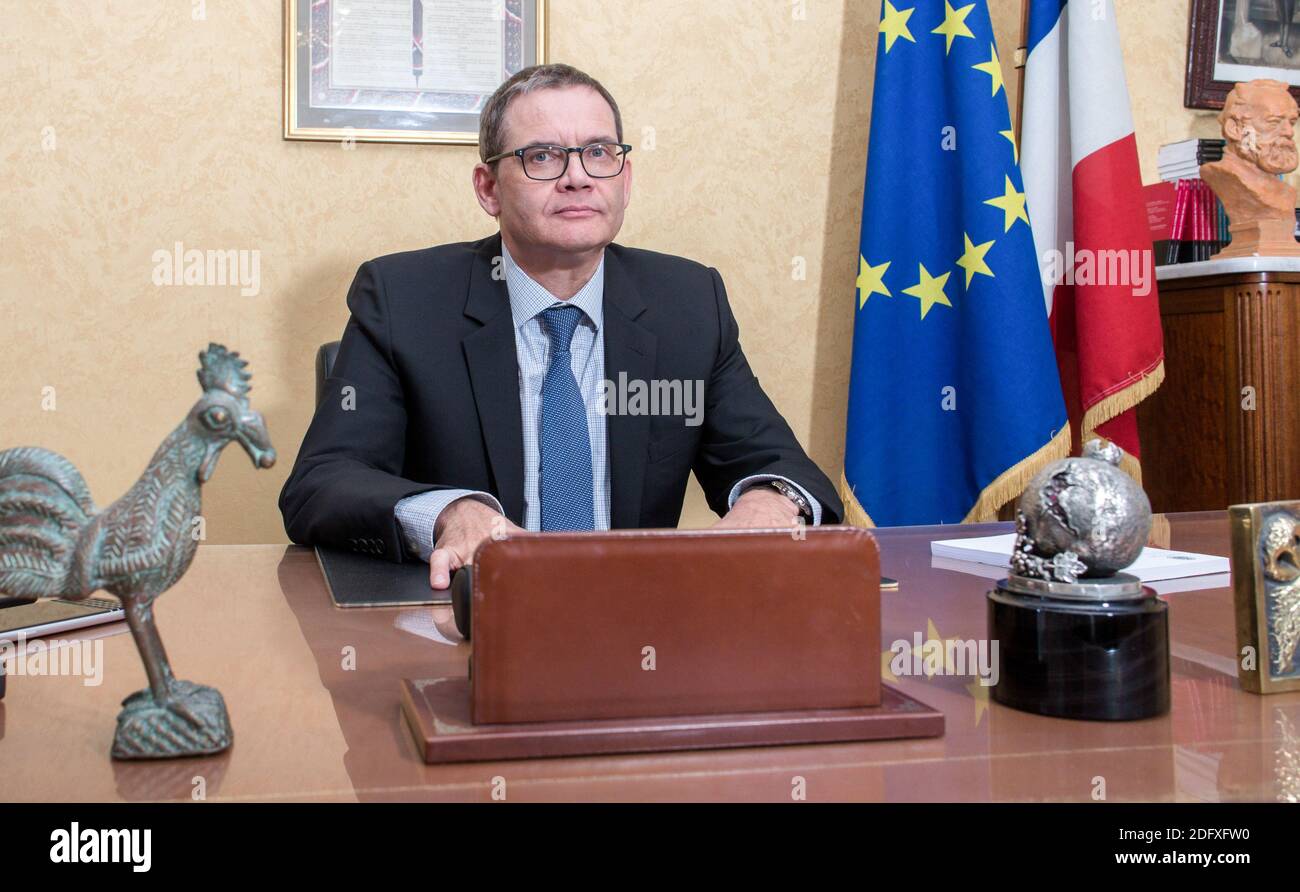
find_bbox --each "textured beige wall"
[0,0,1201,544]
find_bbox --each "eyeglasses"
[484,142,632,180]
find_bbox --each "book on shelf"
[1156,138,1224,183]
[1156,137,1225,165]
[1145,179,1230,265]
[1146,137,1300,265]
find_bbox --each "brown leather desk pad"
[471,526,884,723]
[402,526,943,762]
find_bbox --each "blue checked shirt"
[393,241,821,561]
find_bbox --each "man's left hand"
[713,485,802,529]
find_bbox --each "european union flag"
[841,0,1069,527]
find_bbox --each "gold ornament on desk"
[1201,78,1300,259]
[1230,502,1300,693]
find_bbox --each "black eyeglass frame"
[483,142,633,180]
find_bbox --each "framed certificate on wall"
[283,0,546,144]
[1186,0,1300,109]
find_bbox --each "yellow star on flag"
[932,1,976,54]
[856,256,891,308]
[922,619,992,727]
[966,676,991,726]
[999,128,1018,163]
[902,263,952,320]
[956,233,995,288]
[882,649,899,683]
[883,618,992,727]
[921,619,992,727]
[984,175,1029,231]
[925,620,955,675]
[879,1,916,53]
[972,43,1005,96]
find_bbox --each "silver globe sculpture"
[1010,439,1151,584]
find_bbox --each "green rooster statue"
[0,344,276,759]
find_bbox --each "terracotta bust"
[1201,78,1300,258]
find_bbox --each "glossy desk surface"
[1,511,1291,802]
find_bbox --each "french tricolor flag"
[1020,0,1165,477]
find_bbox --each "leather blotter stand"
[400,527,944,763]
[401,676,944,764]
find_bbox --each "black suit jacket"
[279,232,842,562]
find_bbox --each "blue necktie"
[539,305,595,531]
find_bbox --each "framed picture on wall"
[1186,0,1300,109]
[283,0,546,145]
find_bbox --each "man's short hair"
[478,63,623,162]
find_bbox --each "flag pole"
[999,0,1034,521]
[1014,0,1030,143]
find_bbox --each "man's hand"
[429,498,522,590]
[713,485,802,529]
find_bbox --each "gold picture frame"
[283,0,547,145]
[1230,501,1300,693]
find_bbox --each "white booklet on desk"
[929,555,1230,595]
[929,533,1230,583]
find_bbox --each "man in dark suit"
[279,63,842,589]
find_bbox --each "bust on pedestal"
[1200,78,1300,259]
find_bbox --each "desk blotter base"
[400,676,944,764]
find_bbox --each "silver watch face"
[771,481,810,516]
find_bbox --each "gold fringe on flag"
[838,425,1072,528]
[1119,450,1143,486]
[1077,358,1164,485]
[962,425,1071,522]
[1084,435,1145,487]
[839,470,876,528]
[1079,360,1165,448]
[1147,510,1170,549]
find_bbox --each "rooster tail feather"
[0,447,96,598]
[0,447,96,513]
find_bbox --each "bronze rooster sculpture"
[0,344,276,759]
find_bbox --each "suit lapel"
[602,248,657,528]
[462,233,526,523]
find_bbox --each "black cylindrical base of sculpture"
[987,583,1170,721]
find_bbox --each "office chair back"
[315,341,340,406]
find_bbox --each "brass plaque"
[1231,502,1300,694]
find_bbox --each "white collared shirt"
[394,241,819,560]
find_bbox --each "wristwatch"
[766,479,813,521]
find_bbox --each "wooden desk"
[1,512,1293,802]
